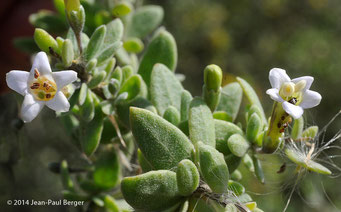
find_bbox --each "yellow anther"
[280,82,295,97]
[295,80,307,93]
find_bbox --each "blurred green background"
[1,0,341,211]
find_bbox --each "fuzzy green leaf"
[121,170,182,211]
[34,28,60,54]
[138,30,177,86]
[93,150,121,189]
[227,134,250,157]
[217,82,243,122]
[84,25,107,60]
[189,98,215,147]
[236,77,266,124]
[126,5,164,38]
[197,142,229,193]
[163,106,181,126]
[130,107,194,170]
[119,75,147,101]
[80,97,104,156]
[176,159,200,196]
[180,90,193,121]
[215,119,243,155]
[150,64,183,115]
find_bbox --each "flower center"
[279,80,306,105]
[29,68,57,101]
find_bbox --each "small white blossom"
[266,68,321,119]
[6,52,78,123]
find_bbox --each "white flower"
[266,68,322,119]
[6,52,78,123]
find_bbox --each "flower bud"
[34,28,60,55]
[204,64,222,91]
[64,0,80,13]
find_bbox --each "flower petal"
[269,68,291,89]
[29,52,53,82]
[52,71,78,90]
[6,70,29,96]
[46,91,70,112]
[300,90,322,109]
[291,76,314,91]
[20,94,45,123]
[282,101,304,119]
[266,88,284,102]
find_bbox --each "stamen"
[46,94,51,99]
[30,83,40,89]
[295,80,306,93]
[34,68,40,79]
[43,82,50,90]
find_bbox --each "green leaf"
[213,111,232,122]
[105,19,124,45]
[189,98,215,147]
[88,71,106,89]
[224,154,242,174]
[122,65,134,83]
[84,25,107,60]
[53,0,65,17]
[252,155,265,184]
[163,106,181,126]
[246,113,262,143]
[34,28,60,54]
[96,41,122,66]
[227,134,250,157]
[197,142,229,193]
[302,126,319,138]
[121,170,182,211]
[80,97,104,156]
[123,38,144,53]
[214,119,243,155]
[180,90,193,121]
[285,148,331,175]
[236,77,266,124]
[203,86,221,112]
[176,159,199,196]
[61,39,74,67]
[150,64,183,115]
[93,150,121,189]
[60,160,74,191]
[216,82,243,122]
[137,149,153,172]
[66,29,89,56]
[79,89,95,122]
[13,37,40,54]
[119,75,147,101]
[112,2,133,17]
[103,195,120,212]
[78,83,88,105]
[291,116,304,139]
[228,180,245,196]
[130,107,194,170]
[179,201,189,212]
[29,10,67,33]
[126,5,164,38]
[116,97,154,128]
[231,170,242,181]
[138,29,177,86]
[242,154,255,173]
